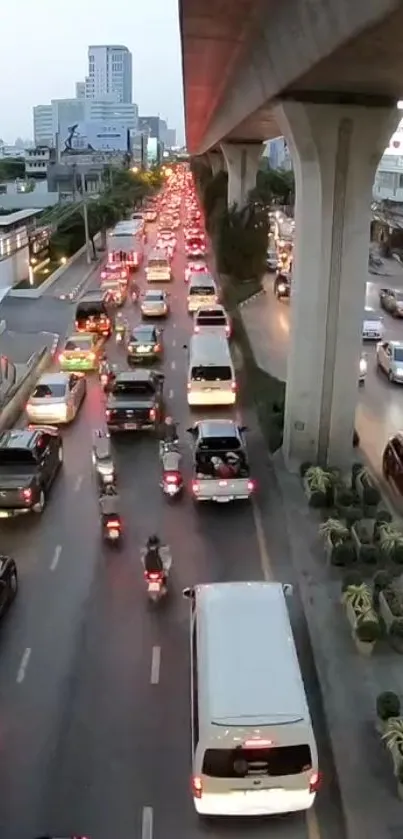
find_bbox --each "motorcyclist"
[99,352,110,376]
[144,534,165,576]
[99,483,121,526]
[161,415,178,445]
[92,429,115,486]
[161,447,182,478]
[115,311,127,337]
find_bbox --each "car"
[74,290,112,337]
[193,305,231,337]
[187,419,254,503]
[362,308,384,341]
[185,261,208,282]
[383,432,403,494]
[379,287,403,316]
[0,556,18,618]
[100,278,127,306]
[59,333,103,372]
[127,324,164,363]
[376,340,403,382]
[266,249,278,271]
[141,289,169,318]
[185,236,206,258]
[106,369,164,432]
[26,372,86,424]
[100,264,129,286]
[274,271,291,299]
[0,426,63,516]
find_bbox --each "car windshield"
[197,315,226,326]
[32,383,66,399]
[76,304,104,318]
[0,448,35,465]
[149,258,169,268]
[393,348,403,362]
[112,381,155,396]
[202,744,312,778]
[189,284,215,295]
[132,329,155,342]
[101,280,120,289]
[65,338,92,351]
[188,238,204,247]
[191,365,232,382]
[198,435,241,451]
[145,292,163,301]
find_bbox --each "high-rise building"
[33,105,53,147]
[75,81,86,99]
[85,45,132,103]
[139,116,164,140]
[165,128,176,149]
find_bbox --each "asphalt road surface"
[0,215,344,839]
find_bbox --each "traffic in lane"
[0,176,335,839]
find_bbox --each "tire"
[58,444,63,464]
[33,488,45,514]
[388,370,394,382]
[9,571,18,599]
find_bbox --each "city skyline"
[0,0,184,144]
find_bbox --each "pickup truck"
[187,419,255,503]
[106,370,164,433]
[0,426,63,516]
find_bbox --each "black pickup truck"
[0,427,63,517]
[106,370,164,433]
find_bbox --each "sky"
[1,0,184,144]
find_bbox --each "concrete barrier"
[0,345,52,432]
[9,233,102,299]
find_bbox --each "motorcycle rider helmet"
[147,534,160,548]
[164,416,173,426]
[104,484,117,495]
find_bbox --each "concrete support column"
[273,101,399,471]
[221,141,263,207]
[207,151,225,176]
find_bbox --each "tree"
[215,203,268,282]
[0,157,25,181]
[250,167,295,206]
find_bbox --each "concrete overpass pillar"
[273,101,399,471]
[207,151,225,176]
[221,142,262,207]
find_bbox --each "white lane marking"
[150,646,161,684]
[74,475,83,492]
[16,648,31,684]
[50,544,62,571]
[173,322,176,328]
[252,498,273,581]
[172,338,176,347]
[168,388,174,399]
[171,361,176,370]
[142,806,153,839]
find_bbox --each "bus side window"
[192,618,199,748]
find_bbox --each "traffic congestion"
[0,168,339,839]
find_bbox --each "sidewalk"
[241,292,403,839]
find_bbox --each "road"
[0,212,344,839]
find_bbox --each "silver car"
[376,340,403,383]
[141,289,169,318]
[362,308,384,341]
[26,372,86,424]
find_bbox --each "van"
[187,273,218,312]
[75,291,112,337]
[193,305,231,338]
[146,249,171,283]
[186,334,236,406]
[183,581,320,817]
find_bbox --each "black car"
[106,370,164,433]
[127,325,163,364]
[0,556,18,617]
[0,426,63,516]
[274,271,291,300]
[75,290,112,337]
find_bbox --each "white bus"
[183,581,320,817]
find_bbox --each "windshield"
[101,279,120,289]
[189,284,215,296]
[0,448,35,465]
[32,383,66,399]
[191,365,232,382]
[131,329,155,343]
[393,348,403,362]
[145,292,163,301]
[76,303,105,318]
[202,744,312,778]
[197,315,226,326]
[198,435,241,451]
[188,237,204,247]
[65,338,92,351]
[112,381,154,396]
[148,258,169,268]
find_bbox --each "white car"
[194,305,231,337]
[359,354,367,384]
[376,340,403,382]
[362,308,384,341]
[26,372,86,424]
[141,289,169,319]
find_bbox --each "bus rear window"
[202,745,312,778]
[191,365,232,382]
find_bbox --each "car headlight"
[278,284,286,293]
[397,368,403,376]
[359,358,367,374]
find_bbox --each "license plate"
[137,346,149,353]
[124,422,138,429]
[216,497,230,503]
[0,511,9,518]
[108,529,119,539]
[149,582,161,592]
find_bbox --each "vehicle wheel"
[33,489,46,514]
[9,572,18,598]
[383,459,389,478]
[58,444,64,464]
[388,370,394,382]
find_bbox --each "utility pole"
[80,170,91,264]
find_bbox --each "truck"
[107,219,145,270]
[187,419,255,503]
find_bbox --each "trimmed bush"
[356,618,381,643]
[377,691,401,721]
[331,540,356,567]
[360,544,380,565]
[341,570,363,592]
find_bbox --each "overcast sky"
[1,0,184,144]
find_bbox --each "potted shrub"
[354,467,381,513]
[372,569,392,608]
[342,582,380,654]
[343,581,372,626]
[355,615,381,656]
[303,466,334,508]
[319,518,350,563]
[374,508,393,539]
[379,584,403,632]
[382,717,403,774]
[335,487,362,525]
[376,691,401,733]
[379,524,403,565]
[341,570,363,602]
[389,618,403,654]
[351,519,379,564]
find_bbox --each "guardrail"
[0,345,52,432]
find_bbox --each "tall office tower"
[85,45,132,103]
[75,81,86,99]
[33,105,54,147]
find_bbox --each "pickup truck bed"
[192,473,254,502]
[106,397,156,431]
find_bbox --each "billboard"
[67,121,129,152]
[147,137,158,165]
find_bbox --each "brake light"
[58,353,65,362]
[194,325,200,333]
[146,571,163,582]
[225,325,230,336]
[187,382,191,391]
[154,343,161,352]
[218,480,228,487]
[107,520,120,529]
[165,473,178,484]
[192,775,203,799]
[309,771,322,793]
[192,481,200,493]
[247,479,255,492]
[231,381,237,392]
[101,272,106,278]
[21,488,32,503]
[149,408,156,421]
[244,738,273,748]
[106,409,111,420]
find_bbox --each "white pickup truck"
[187,419,255,503]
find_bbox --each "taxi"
[59,333,102,372]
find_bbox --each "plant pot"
[353,633,375,656]
[346,600,358,630]
[379,591,397,633]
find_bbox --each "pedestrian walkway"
[241,287,403,839]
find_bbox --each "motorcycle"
[96,462,116,490]
[161,471,183,498]
[102,515,122,544]
[141,546,172,603]
[115,330,124,344]
[159,438,179,458]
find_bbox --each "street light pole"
[80,170,92,265]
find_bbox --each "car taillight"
[146,571,163,582]
[231,381,237,392]
[149,408,156,421]
[154,344,161,352]
[218,480,228,487]
[247,479,255,492]
[194,325,200,333]
[106,409,111,420]
[88,352,96,361]
[165,473,178,484]
[58,353,65,362]
[192,481,200,493]
[309,771,322,793]
[107,520,120,529]
[192,775,203,799]
[187,382,191,391]
[101,272,106,278]
[225,325,230,336]
[21,488,32,503]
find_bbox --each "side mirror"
[239,425,248,433]
[282,583,293,597]
[156,373,165,381]
[186,426,195,435]
[182,587,194,600]
[183,344,188,350]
